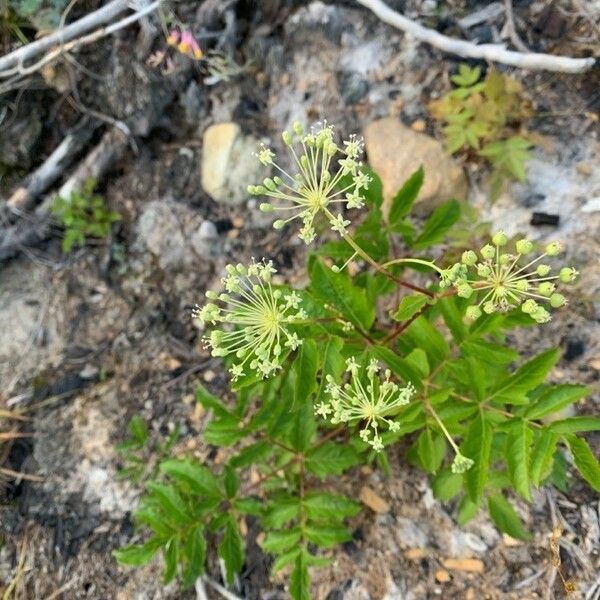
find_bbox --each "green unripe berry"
[514,280,529,292]
[466,306,482,320]
[236,263,247,275]
[477,264,492,278]
[545,241,562,256]
[273,219,285,230]
[260,203,274,213]
[483,301,496,314]
[461,250,477,266]
[521,299,538,314]
[282,130,292,145]
[457,283,473,298]
[331,265,340,273]
[247,185,258,195]
[532,307,551,323]
[273,176,283,185]
[499,253,511,265]
[559,267,578,283]
[549,293,566,308]
[538,282,555,296]
[515,239,533,254]
[480,244,495,260]
[536,264,551,276]
[205,290,218,299]
[492,231,507,246]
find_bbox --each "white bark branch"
[0,0,128,74]
[356,0,596,74]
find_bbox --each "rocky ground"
[0,1,599,598]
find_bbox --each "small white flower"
[329,214,350,235]
[316,358,415,452]
[193,259,304,381]
[248,122,368,244]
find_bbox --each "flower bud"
[457,283,473,298]
[466,306,482,320]
[273,176,283,185]
[292,121,304,136]
[205,290,218,299]
[549,293,566,308]
[559,267,578,283]
[532,307,551,323]
[236,263,247,275]
[536,264,551,276]
[331,265,340,273]
[538,282,555,296]
[461,250,477,266]
[492,231,507,246]
[521,299,538,314]
[260,203,274,212]
[545,241,562,256]
[480,244,495,260]
[515,238,533,254]
[514,280,529,292]
[300,155,309,170]
[483,301,496,314]
[247,185,258,195]
[282,130,292,145]
[499,253,511,265]
[477,264,491,278]
[273,219,285,230]
[263,177,276,191]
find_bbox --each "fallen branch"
[0,0,128,74]
[0,0,162,88]
[6,119,98,212]
[356,0,596,73]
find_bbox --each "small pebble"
[435,569,450,583]
[359,485,390,513]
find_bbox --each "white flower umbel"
[441,233,578,324]
[248,121,369,244]
[193,259,305,381]
[316,357,415,452]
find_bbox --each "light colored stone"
[201,122,262,204]
[442,558,484,573]
[364,117,468,214]
[359,485,390,513]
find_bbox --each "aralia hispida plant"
[116,122,600,599]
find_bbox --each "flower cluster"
[167,29,203,60]
[193,260,305,381]
[439,232,578,323]
[316,358,415,451]
[248,121,369,244]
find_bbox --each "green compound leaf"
[565,435,600,492]
[305,442,361,478]
[159,459,222,498]
[218,516,244,584]
[411,199,460,250]
[530,429,558,487]
[389,166,424,227]
[309,259,375,329]
[525,384,592,420]
[490,348,560,405]
[488,494,530,540]
[505,420,533,501]
[461,412,492,505]
[290,551,311,600]
[113,538,163,566]
[391,294,428,322]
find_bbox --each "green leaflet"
[388,166,424,227]
[113,538,163,566]
[309,258,375,329]
[290,551,311,600]
[461,412,492,505]
[565,435,600,492]
[293,338,319,407]
[530,429,558,487]
[504,420,533,501]
[411,199,460,250]
[488,494,530,540]
[305,442,361,478]
[392,294,428,322]
[549,417,600,434]
[525,385,592,420]
[490,349,560,405]
[218,516,244,584]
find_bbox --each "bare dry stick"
[0,0,128,74]
[356,0,596,74]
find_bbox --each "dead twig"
[355,0,596,73]
[503,0,530,53]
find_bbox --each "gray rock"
[337,71,369,104]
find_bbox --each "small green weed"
[50,179,121,254]
[430,64,537,199]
